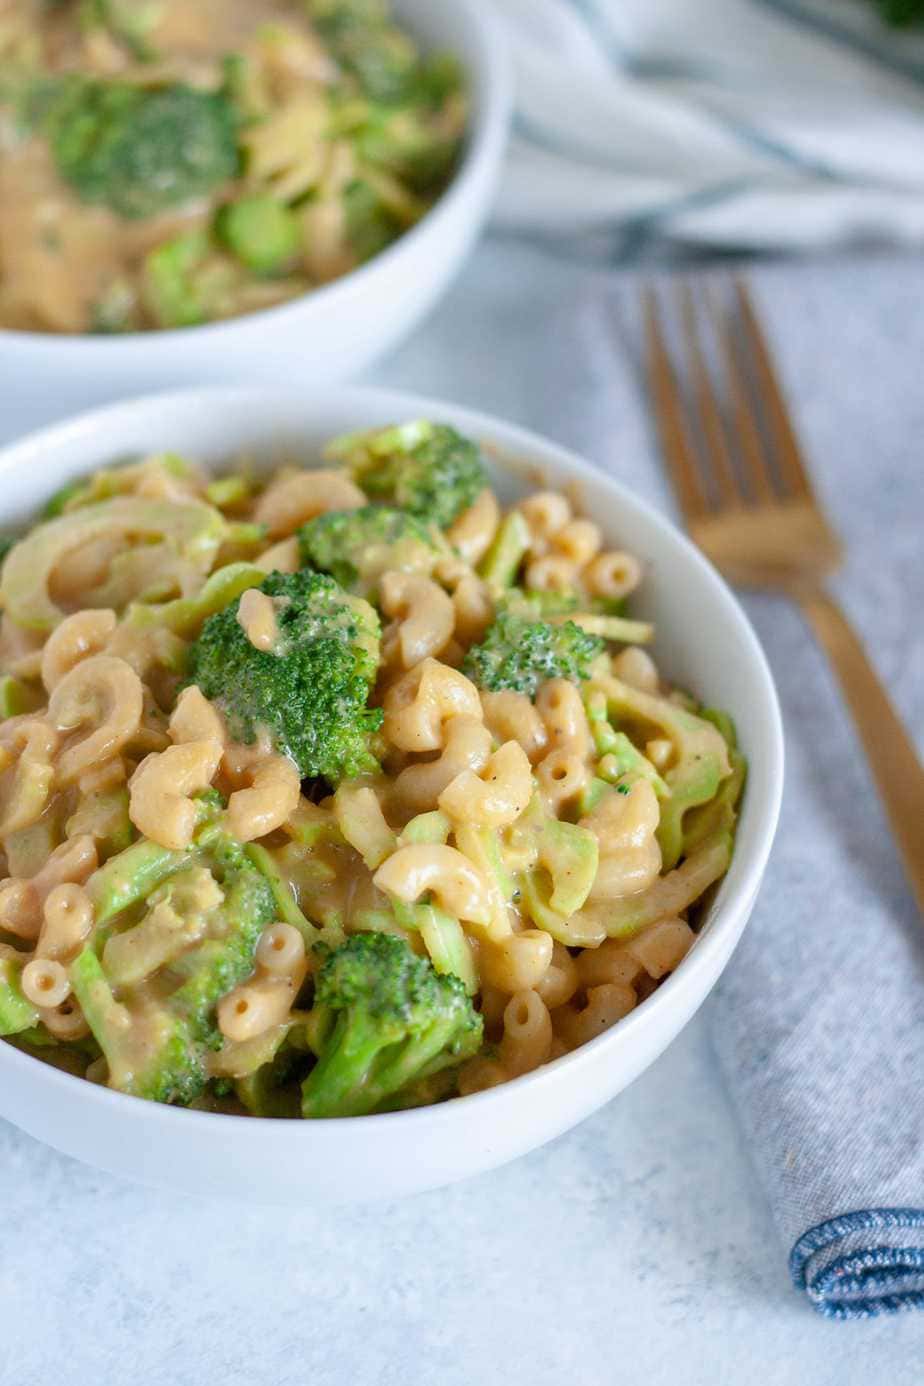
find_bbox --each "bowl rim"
[0,384,785,1136]
[0,0,512,351]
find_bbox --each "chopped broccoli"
[71,827,274,1105]
[89,277,136,333]
[142,230,213,329]
[462,610,604,700]
[141,230,262,330]
[187,569,383,783]
[0,957,39,1037]
[478,512,530,592]
[329,421,486,529]
[358,105,461,195]
[1,495,226,631]
[342,178,403,262]
[40,77,240,220]
[503,590,581,619]
[166,830,275,1036]
[216,195,301,276]
[0,674,43,720]
[415,52,467,109]
[308,1,419,104]
[301,932,483,1117]
[40,452,196,515]
[298,504,438,596]
[79,0,161,62]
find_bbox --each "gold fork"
[644,277,924,916]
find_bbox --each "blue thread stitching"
[791,1210,924,1318]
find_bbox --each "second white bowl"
[0,0,511,427]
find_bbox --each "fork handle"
[797,587,924,916]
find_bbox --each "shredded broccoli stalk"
[71,826,274,1105]
[0,957,39,1037]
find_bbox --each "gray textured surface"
[2,243,924,1378]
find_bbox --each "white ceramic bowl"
[0,0,511,424]
[0,387,784,1202]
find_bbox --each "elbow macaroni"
[383,658,482,752]
[381,573,455,669]
[129,739,223,850]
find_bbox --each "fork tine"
[678,282,744,508]
[642,287,710,524]
[735,279,816,503]
[706,284,775,504]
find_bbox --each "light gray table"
[1,242,922,1384]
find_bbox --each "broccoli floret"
[187,569,383,784]
[330,421,486,529]
[462,610,604,700]
[298,505,438,596]
[40,77,240,219]
[301,932,483,1117]
[308,1,419,104]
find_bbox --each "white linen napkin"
[492,0,924,251]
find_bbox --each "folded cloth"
[493,0,924,253]
[460,250,923,1315]
[677,265,923,1318]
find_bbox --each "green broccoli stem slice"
[244,843,320,947]
[478,511,530,593]
[0,957,39,1036]
[217,195,301,275]
[86,794,222,927]
[87,839,192,928]
[69,949,130,1054]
